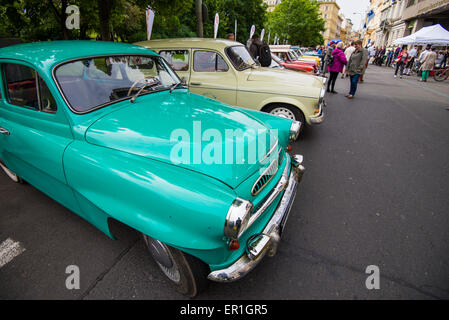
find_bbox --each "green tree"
[198,0,267,43]
[267,0,325,46]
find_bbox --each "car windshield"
[288,51,299,61]
[54,55,180,113]
[270,54,283,68]
[225,46,257,71]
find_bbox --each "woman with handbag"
[327,42,347,94]
[394,48,409,79]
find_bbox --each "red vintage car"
[271,54,315,73]
[271,50,318,73]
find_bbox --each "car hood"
[247,67,323,89]
[85,91,279,189]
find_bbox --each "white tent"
[393,24,449,45]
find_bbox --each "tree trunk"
[195,0,203,38]
[98,0,114,41]
[49,0,69,40]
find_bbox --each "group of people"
[367,44,448,82]
[321,40,368,99]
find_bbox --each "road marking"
[0,238,26,268]
[402,79,449,100]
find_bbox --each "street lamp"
[352,12,364,39]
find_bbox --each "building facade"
[263,0,282,12]
[317,0,341,45]
[363,0,384,46]
[375,0,408,49]
[402,0,449,36]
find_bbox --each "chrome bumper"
[310,100,325,125]
[207,156,304,283]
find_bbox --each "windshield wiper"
[130,80,161,103]
[169,81,186,93]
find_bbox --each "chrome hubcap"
[146,238,181,283]
[270,107,295,120]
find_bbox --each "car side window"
[159,50,189,71]
[38,75,57,113]
[4,63,39,110]
[194,51,229,72]
[3,63,57,113]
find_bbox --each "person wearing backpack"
[249,34,272,67]
[321,40,336,77]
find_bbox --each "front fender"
[63,141,236,255]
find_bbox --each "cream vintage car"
[135,38,325,128]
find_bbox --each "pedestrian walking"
[405,46,418,75]
[441,48,448,68]
[322,41,336,77]
[419,46,437,82]
[346,40,368,99]
[394,48,409,78]
[248,34,272,67]
[342,41,355,78]
[327,42,347,94]
[386,49,394,67]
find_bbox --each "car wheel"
[142,234,210,297]
[265,104,306,132]
[0,161,23,183]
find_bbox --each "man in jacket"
[346,40,368,99]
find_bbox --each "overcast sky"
[336,0,371,31]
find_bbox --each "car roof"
[0,40,157,71]
[136,38,244,50]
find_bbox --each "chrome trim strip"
[260,139,279,164]
[247,155,290,231]
[208,157,304,283]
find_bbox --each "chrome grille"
[251,154,281,196]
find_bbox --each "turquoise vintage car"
[0,41,304,297]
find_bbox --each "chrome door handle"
[0,127,10,135]
[190,82,202,86]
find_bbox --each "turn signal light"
[228,239,240,251]
[287,145,292,152]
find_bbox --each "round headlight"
[289,121,302,141]
[224,198,253,240]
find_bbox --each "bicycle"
[434,66,449,82]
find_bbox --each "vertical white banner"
[250,25,255,40]
[146,8,155,40]
[214,13,219,39]
[260,28,265,41]
[235,19,237,41]
[267,31,271,45]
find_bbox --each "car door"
[158,49,191,83]
[189,49,237,106]
[0,61,77,210]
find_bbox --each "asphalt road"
[1,66,448,300]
